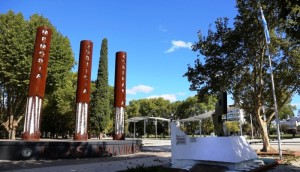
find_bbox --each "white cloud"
[165,40,193,53]
[127,85,154,95]
[147,94,177,102]
[176,92,186,96]
[158,25,168,32]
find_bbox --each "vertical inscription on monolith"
[113,51,126,140]
[74,40,93,141]
[23,26,52,141]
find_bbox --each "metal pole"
[155,119,157,139]
[260,6,282,160]
[266,45,282,160]
[144,119,146,138]
[250,114,254,139]
[168,120,170,137]
[199,120,202,136]
[134,122,136,139]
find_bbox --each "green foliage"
[90,38,110,135]
[275,0,300,41]
[126,98,172,136]
[184,0,300,150]
[28,14,76,137]
[41,72,77,137]
[225,121,240,133]
[201,117,214,135]
[242,123,252,135]
[278,104,296,119]
[126,96,217,136]
[0,11,31,132]
[0,11,75,138]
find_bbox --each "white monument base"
[171,122,259,171]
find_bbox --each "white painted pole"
[250,114,254,139]
[267,47,282,159]
[260,7,282,160]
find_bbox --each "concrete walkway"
[0,138,299,172]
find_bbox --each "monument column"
[113,51,126,140]
[23,26,52,141]
[74,40,93,141]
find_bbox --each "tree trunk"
[9,127,16,140]
[257,117,274,152]
[2,115,23,140]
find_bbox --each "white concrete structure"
[171,122,259,170]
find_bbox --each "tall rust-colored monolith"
[113,51,126,140]
[23,26,52,141]
[74,40,93,141]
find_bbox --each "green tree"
[41,72,77,138]
[278,104,296,119]
[0,11,30,139]
[225,121,240,134]
[126,98,172,137]
[176,96,216,134]
[201,117,214,135]
[126,96,217,137]
[184,0,300,151]
[275,0,300,41]
[90,38,110,138]
[28,14,75,138]
[242,123,252,135]
[0,11,75,139]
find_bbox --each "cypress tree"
[90,38,110,138]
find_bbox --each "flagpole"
[260,7,282,160]
[266,44,282,160]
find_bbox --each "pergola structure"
[126,112,215,138]
[126,107,242,138]
[126,116,170,139]
[178,107,241,134]
[179,111,214,122]
[178,111,215,136]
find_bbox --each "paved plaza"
[0,138,299,172]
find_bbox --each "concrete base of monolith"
[0,139,142,160]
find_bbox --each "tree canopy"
[184,0,300,151]
[90,38,111,136]
[126,96,216,137]
[0,11,75,139]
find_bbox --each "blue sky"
[1,0,299,116]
